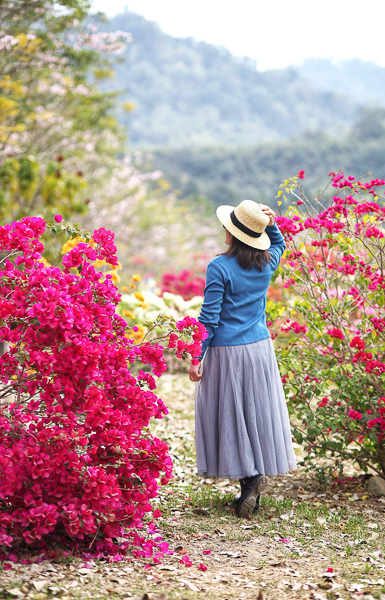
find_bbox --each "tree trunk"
[379,438,385,476]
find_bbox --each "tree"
[0,0,130,222]
[350,108,385,141]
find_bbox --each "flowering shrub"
[119,289,202,331]
[0,217,206,550]
[160,269,206,300]
[160,268,285,313]
[275,171,385,477]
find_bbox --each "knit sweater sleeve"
[197,260,226,360]
[266,224,286,270]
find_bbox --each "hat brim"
[216,205,271,250]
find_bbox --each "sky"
[91,0,385,71]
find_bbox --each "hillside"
[149,110,385,206]
[296,58,385,105]
[104,11,359,146]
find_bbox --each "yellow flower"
[134,291,145,302]
[122,286,129,292]
[0,97,18,118]
[123,101,135,113]
[38,256,51,267]
[126,324,145,343]
[93,259,108,268]
[132,274,142,282]
[61,236,95,254]
[139,302,148,309]
[109,261,122,271]
[105,270,121,283]
[122,309,135,319]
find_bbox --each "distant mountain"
[296,58,385,105]
[104,11,361,147]
[149,109,385,206]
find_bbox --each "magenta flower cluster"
[0,217,206,552]
[276,170,385,471]
[161,269,206,300]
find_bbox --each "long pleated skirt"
[195,337,297,479]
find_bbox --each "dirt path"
[1,374,385,600]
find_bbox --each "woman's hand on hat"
[189,362,202,382]
[259,205,276,226]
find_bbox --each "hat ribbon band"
[230,210,262,238]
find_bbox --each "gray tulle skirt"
[195,338,297,479]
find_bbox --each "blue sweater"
[198,224,286,360]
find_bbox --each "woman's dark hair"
[223,235,271,271]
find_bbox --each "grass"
[147,374,385,598]
[1,373,385,600]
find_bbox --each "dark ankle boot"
[235,474,268,518]
[235,493,261,512]
[233,478,246,505]
[233,480,263,512]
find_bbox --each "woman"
[189,199,297,518]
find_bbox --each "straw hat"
[216,199,271,250]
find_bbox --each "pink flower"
[318,397,328,408]
[153,510,162,518]
[326,328,344,340]
[327,567,333,573]
[348,409,362,420]
[180,555,192,567]
[202,549,211,555]
[350,336,365,350]
[281,321,307,334]
[7,554,18,563]
[161,269,206,300]
[297,170,306,179]
[153,552,163,563]
[0,216,204,559]
[54,215,63,223]
[198,563,207,571]
[279,538,291,543]
[3,564,12,570]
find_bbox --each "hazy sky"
[91,0,385,70]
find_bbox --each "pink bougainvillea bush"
[275,171,385,478]
[160,269,206,300]
[0,217,206,551]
